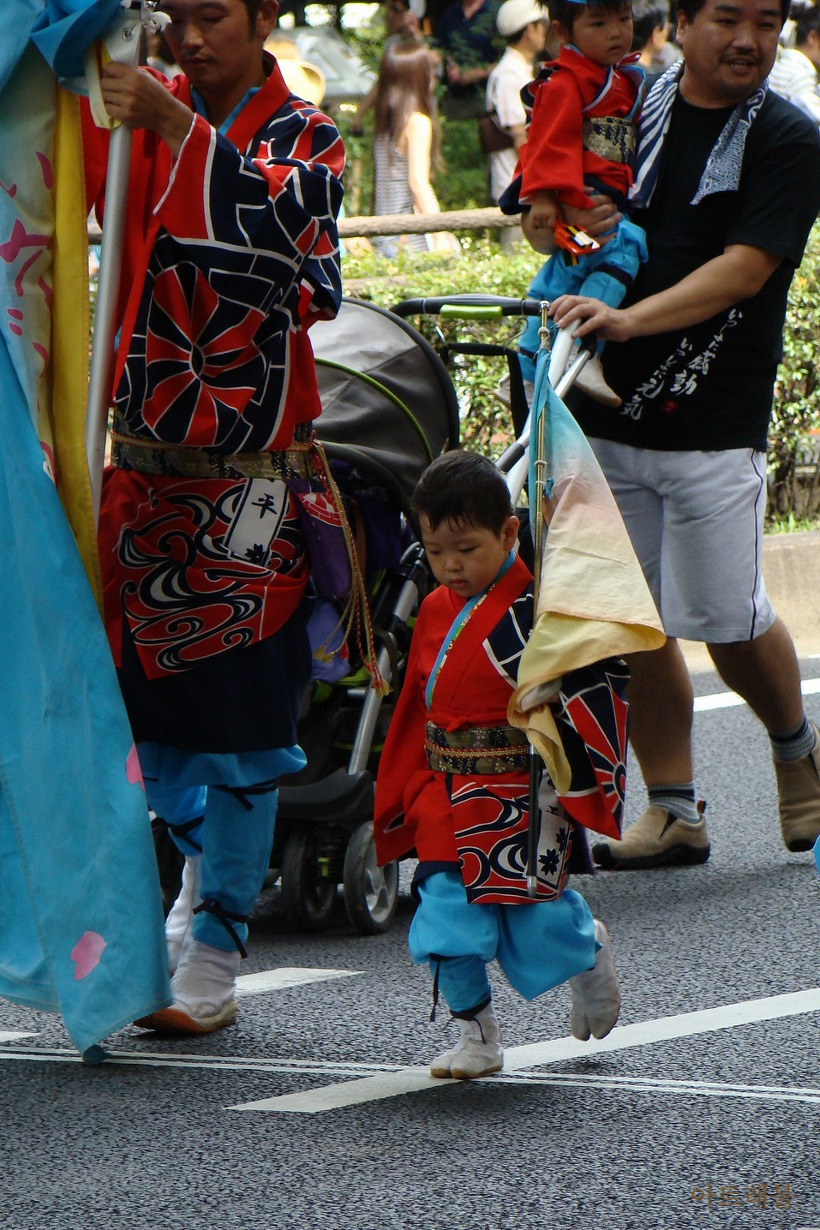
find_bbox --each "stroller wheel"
[343,820,399,936]
[280,826,338,932]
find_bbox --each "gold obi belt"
[110,417,315,481]
[582,116,636,165]
[424,722,530,775]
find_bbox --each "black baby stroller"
[270,298,459,934]
[272,294,583,934]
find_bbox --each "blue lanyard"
[425,550,516,709]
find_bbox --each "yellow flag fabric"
[509,377,666,792]
[52,80,102,604]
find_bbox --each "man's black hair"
[547,0,633,32]
[239,0,262,28]
[677,0,790,24]
[412,451,514,535]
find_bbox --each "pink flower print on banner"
[126,743,144,789]
[71,931,107,980]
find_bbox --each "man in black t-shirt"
[548,0,820,868]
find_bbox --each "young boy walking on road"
[375,451,624,1079]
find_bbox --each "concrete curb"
[760,528,820,654]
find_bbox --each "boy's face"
[554,2,634,64]
[419,514,519,599]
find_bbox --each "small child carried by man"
[501,0,648,407]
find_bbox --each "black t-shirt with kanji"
[571,90,820,452]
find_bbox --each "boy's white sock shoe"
[573,353,622,407]
[165,855,201,975]
[135,940,239,1035]
[430,1003,503,1080]
[569,920,621,1041]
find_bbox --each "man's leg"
[592,640,710,869]
[624,638,695,786]
[587,440,719,871]
[136,775,279,1035]
[708,617,820,851]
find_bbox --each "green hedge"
[341,221,820,524]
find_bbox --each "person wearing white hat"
[485,0,550,241]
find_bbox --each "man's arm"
[549,244,783,342]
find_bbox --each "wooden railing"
[88,206,520,245]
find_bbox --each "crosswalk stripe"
[229,987,820,1113]
[236,968,362,997]
[694,676,820,713]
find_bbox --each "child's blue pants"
[409,869,597,1013]
[518,218,647,383]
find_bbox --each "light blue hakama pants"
[409,869,598,1013]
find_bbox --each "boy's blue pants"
[518,218,647,383]
[409,869,597,1013]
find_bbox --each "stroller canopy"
[310,298,460,511]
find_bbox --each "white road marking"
[1,990,817,1115]
[494,1072,820,1106]
[236,967,362,997]
[2,1038,818,1111]
[230,987,820,1113]
[694,676,820,713]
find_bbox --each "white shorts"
[589,440,775,644]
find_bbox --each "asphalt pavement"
[1,658,818,1230]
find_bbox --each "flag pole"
[85,1,158,525]
[525,302,553,896]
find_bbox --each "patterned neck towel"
[629,61,767,208]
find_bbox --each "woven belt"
[110,420,315,481]
[582,116,636,165]
[424,722,530,774]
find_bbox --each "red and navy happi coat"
[82,60,344,678]
[374,554,629,905]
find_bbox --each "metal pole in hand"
[526,302,552,897]
[85,2,149,525]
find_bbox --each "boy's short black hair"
[547,0,633,32]
[630,0,670,46]
[790,0,820,43]
[412,450,514,535]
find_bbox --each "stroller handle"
[392,295,546,320]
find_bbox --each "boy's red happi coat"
[375,554,627,904]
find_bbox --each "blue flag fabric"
[0,0,170,1057]
[32,0,124,80]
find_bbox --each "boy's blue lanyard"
[190,86,261,134]
[425,550,516,710]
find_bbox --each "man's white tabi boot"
[430,1002,504,1080]
[569,919,621,1041]
[134,940,239,1035]
[165,855,201,975]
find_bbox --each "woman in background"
[372,40,461,256]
